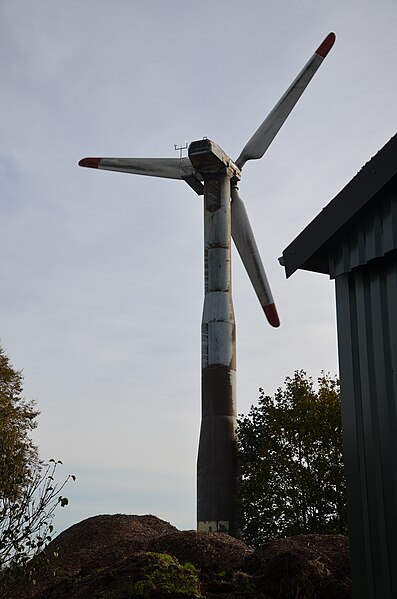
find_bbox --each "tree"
[0,346,74,592]
[0,346,39,501]
[237,371,347,547]
[0,459,73,568]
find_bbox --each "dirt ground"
[4,514,352,598]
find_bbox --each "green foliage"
[210,569,269,597]
[0,346,39,501]
[0,345,75,594]
[231,571,258,595]
[127,552,202,598]
[0,460,74,572]
[238,370,347,547]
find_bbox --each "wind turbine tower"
[79,33,335,536]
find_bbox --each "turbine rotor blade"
[235,32,336,169]
[231,186,280,327]
[79,157,187,180]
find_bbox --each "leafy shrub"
[238,371,347,546]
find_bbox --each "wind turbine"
[79,32,335,537]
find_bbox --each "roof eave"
[280,134,397,278]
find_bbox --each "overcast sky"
[1,0,396,534]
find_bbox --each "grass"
[126,552,202,598]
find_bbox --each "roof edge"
[280,134,397,278]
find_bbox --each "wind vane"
[79,32,335,536]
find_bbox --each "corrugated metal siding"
[329,190,397,278]
[335,253,397,599]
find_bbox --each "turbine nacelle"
[188,138,240,182]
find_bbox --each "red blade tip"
[79,157,100,168]
[315,32,336,58]
[264,303,280,328]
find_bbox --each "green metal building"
[280,134,397,599]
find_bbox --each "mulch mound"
[4,514,352,598]
[245,533,352,599]
[46,513,178,572]
[148,530,252,573]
